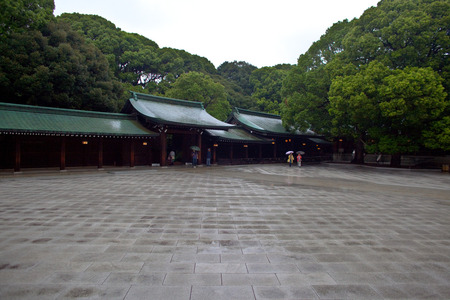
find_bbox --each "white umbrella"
[285,151,294,155]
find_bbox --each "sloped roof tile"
[205,128,272,143]
[124,92,235,130]
[228,107,316,136]
[0,102,158,137]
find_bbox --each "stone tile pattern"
[0,164,449,299]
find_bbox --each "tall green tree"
[212,75,254,110]
[375,66,447,164]
[165,72,231,120]
[282,20,355,136]
[329,62,447,166]
[0,0,55,37]
[250,64,292,114]
[328,62,390,163]
[217,61,257,96]
[341,0,449,85]
[283,0,449,161]
[58,13,216,95]
[0,21,123,111]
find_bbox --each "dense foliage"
[0,18,124,111]
[0,0,55,36]
[282,0,449,164]
[1,0,448,159]
[165,72,231,120]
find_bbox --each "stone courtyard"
[0,163,449,299]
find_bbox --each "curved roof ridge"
[0,102,158,137]
[235,107,281,119]
[0,102,133,120]
[131,91,205,109]
[127,92,234,130]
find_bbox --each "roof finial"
[130,91,138,101]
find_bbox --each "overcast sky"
[54,0,380,68]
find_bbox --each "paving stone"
[222,273,280,286]
[195,263,247,273]
[253,285,318,299]
[164,273,221,286]
[190,286,255,300]
[0,284,65,299]
[0,164,449,299]
[247,263,301,274]
[104,272,165,285]
[312,284,382,299]
[125,286,191,300]
[276,272,336,285]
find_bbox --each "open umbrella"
[296,151,305,155]
[190,146,200,151]
[285,150,294,155]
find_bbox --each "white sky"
[54,0,380,68]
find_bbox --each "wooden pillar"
[273,142,277,158]
[213,146,217,164]
[98,137,103,169]
[14,136,21,172]
[245,145,248,159]
[130,139,135,168]
[259,144,262,159]
[197,132,202,165]
[60,136,66,171]
[160,131,167,166]
[148,141,153,166]
[230,143,233,164]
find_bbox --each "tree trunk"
[352,138,365,164]
[390,153,401,168]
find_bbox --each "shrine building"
[0,92,331,171]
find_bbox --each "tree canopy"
[1,0,449,160]
[0,0,55,37]
[283,0,449,162]
[0,20,124,111]
[165,72,231,121]
[250,64,292,114]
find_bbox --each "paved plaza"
[0,163,449,299]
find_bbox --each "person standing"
[288,153,294,167]
[168,150,175,165]
[297,153,302,167]
[192,151,198,168]
[206,148,211,166]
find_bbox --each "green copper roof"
[124,92,235,130]
[0,102,158,137]
[228,107,315,136]
[205,128,272,143]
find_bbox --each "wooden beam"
[14,136,20,172]
[160,131,167,166]
[60,136,66,171]
[98,137,103,169]
[230,143,233,164]
[197,132,202,165]
[130,139,135,168]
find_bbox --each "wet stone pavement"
[0,163,449,299]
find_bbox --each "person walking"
[297,153,302,167]
[192,151,198,168]
[206,148,211,166]
[287,153,294,167]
